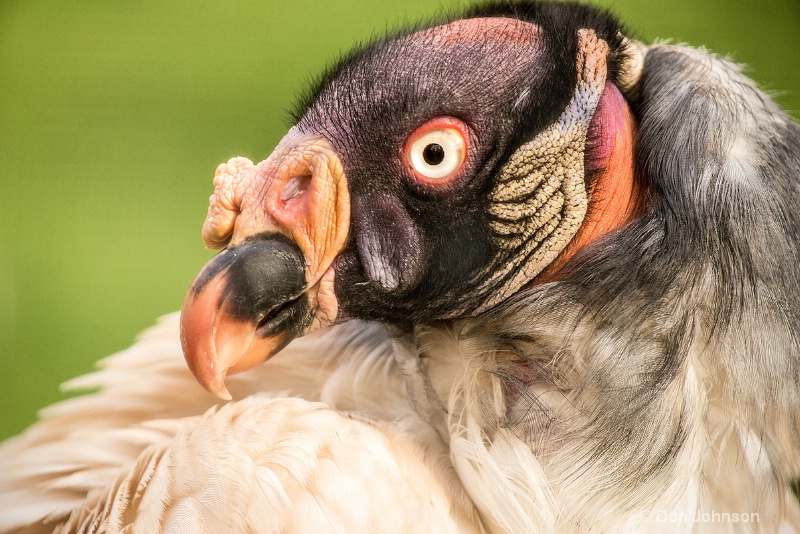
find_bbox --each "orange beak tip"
[208,380,233,401]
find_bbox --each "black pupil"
[422,143,445,166]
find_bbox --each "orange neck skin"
[537,83,645,284]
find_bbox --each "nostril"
[280,174,312,202]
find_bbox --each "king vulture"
[1,1,799,532]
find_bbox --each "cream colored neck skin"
[537,88,644,283]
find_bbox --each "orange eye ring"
[404,116,470,185]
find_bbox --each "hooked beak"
[180,132,350,399]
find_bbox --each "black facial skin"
[293,2,628,325]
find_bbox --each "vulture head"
[179,4,800,519]
[181,3,647,399]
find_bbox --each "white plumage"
[0,315,484,533]
[3,311,799,532]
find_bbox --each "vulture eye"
[405,117,469,184]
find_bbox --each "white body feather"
[2,313,798,533]
[0,314,482,533]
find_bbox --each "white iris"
[408,128,465,180]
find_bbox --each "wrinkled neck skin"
[394,39,648,451]
[395,41,647,442]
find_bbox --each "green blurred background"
[0,0,798,441]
